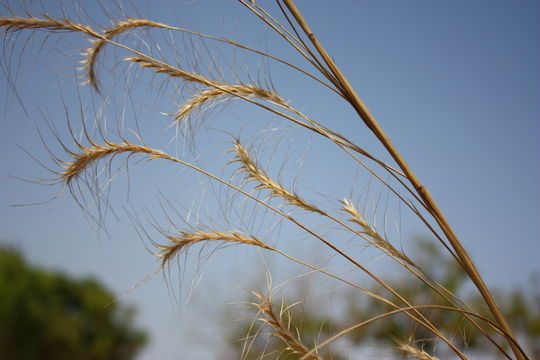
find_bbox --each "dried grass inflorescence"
[176,84,286,122]
[156,230,271,268]
[125,55,287,122]
[57,140,176,185]
[81,18,173,91]
[231,140,325,216]
[341,199,413,266]
[396,342,439,360]
[126,56,216,86]
[0,15,99,37]
[250,291,321,360]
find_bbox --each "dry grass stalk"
[125,56,288,122]
[339,200,506,350]
[251,291,322,360]
[156,230,271,268]
[59,138,459,356]
[341,199,413,266]
[279,3,523,357]
[1,3,531,359]
[0,15,99,37]
[81,18,173,91]
[231,139,418,272]
[127,46,396,182]
[231,140,324,216]
[230,141,466,342]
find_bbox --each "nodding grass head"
[0,15,99,37]
[250,291,322,360]
[231,140,325,216]
[81,18,173,91]
[340,199,414,266]
[56,139,175,185]
[396,341,439,360]
[155,230,271,268]
[175,84,286,122]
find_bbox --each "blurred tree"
[228,239,540,359]
[0,246,147,360]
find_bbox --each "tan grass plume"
[251,291,322,360]
[176,84,286,122]
[125,56,287,122]
[0,15,99,37]
[81,18,173,91]
[341,198,413,266]
[57,139,177,185]
[156,230,271,268]
[126,55,219,87]
[396,342,439,360]
[231,140,324,215]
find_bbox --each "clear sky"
[1,1,539,359]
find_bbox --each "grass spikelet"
[341,198,369,229]
[81,18,172,91]
[156,230,271,268]
[251,291,322,360]
[58,140,176,185]
[125,56,221,88]
[396,341,439,360]
[231,140,324,216]
[126,56,287,121]
[176,84,287,122]
[0,15,99,37]
[341,199,413,266]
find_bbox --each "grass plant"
[0,1,534,359]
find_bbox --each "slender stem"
[302,304,521,360]
[120,143,466,358]
[281,1,526,359]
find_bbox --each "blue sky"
[1,1,539,359]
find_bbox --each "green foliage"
[0,247,147,360]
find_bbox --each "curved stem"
[281,1,525,359]
[301,304,522,360]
